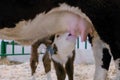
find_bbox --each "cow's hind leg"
[30,41,41,75]
[91,36,111,80]
[30,46,39,76]
[42,52,52,80]
[65,50,75,80]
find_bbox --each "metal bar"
[0,53,30,56]
[1,40,7,58]
[77,37,79,49]
[0,40,32,56]
[22,46,24,55]
[11,41,15,55]
[85,41,87,49]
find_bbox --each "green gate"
[76,37,88,49]
[0,40,30,58]
[0,38,88,58]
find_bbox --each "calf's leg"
[52,59,66,80]
[30,40,41,75]
[65,50,75,80]
[42,52,52,80]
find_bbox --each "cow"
[74,1,120,80]
[77,0,120,79]
[0,1,93,79]
[45,1,120,80]
[30,1,120,80]
[0,1,93,44]
[1,0,120,80]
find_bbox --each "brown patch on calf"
[53,44,58,54]
[30,35,55,75]
[42,52,51,73]
[51,48,75,80]
[30,40,41,75]
[52,59,66,80]
[51,50,75,80]
[65,50,75,80]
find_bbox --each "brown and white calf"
[43,33,76,80]
[30,32,76,80]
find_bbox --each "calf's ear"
[49,34,56,43]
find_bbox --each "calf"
[30,32,76,80]
[43,32,76,80]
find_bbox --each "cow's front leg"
[30,45,39,76]
[30,40,42,76]
[92,37,111,80]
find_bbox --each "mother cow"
[0,0,120,80]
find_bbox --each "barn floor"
[0,60,116,80]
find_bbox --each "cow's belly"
[0,12,67,45]
[0,23,63,45]
[0,4,92,45]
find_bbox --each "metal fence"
[0,38,90,58]
[0,40,30,58]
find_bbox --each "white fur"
[0,3,92,45]
[114,59,120,80]
[46,71,52,80]
[92,31,111,80]
[94,66,108,80]
[48,3,92,24]
[51,33,76,65]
